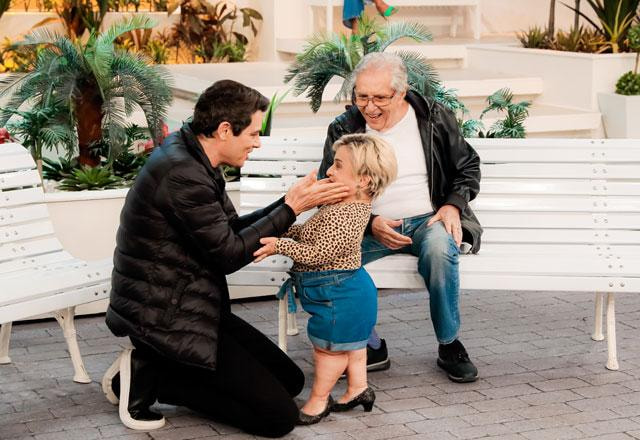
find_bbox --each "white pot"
[467,46,636,111]
[597,92,640,138]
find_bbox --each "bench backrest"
[240,137,640,258]
[0,143,69,274]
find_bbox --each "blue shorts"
[289,267,377,351]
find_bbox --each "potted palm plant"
[0,15,173,167]
[598,23,640,137]
[285,17,439,113]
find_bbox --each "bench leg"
[592,292,605,341]
[605,292,619,370]
[278,296,288,353]
[0,323,12,364]
[54,307,91,383]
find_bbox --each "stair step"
[167,64,542,107]
[267,104,602,138]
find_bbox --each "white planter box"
[598,92,640,138]
[467,45,636,111]
[43,183,240,314]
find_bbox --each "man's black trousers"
[131,312,304,438]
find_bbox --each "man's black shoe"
[367,338,391,372]
[437,339,478,383]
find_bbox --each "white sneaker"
[118,348,166,431]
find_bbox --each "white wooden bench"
[226,137,640,371]
[0,143,112,383]
[307,0,481,39]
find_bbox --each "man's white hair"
[352,52,409,93]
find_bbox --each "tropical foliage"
[0,15,173,167]
[58,165,123,190]
[564,0,640,52]
[615,24,640,94]
[476,88,531,138]
[285,17,438,112]
[168,0,263,63]
[2,104,77,174]
[523,0,640,53]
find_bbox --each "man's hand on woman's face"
[253,237,277,263]
[284,170,349,215]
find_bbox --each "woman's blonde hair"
[332,133,397,199]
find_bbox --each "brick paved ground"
[1,288,640,440]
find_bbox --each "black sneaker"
[367,339,391,372]
[437,339,478,383]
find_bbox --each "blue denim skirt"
[288,267,377,351]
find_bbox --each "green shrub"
[615,71,640,95]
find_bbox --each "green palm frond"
[108,51,172,148]
[480,88,514,119]
[461,119,484,138]
[14,27,64,47]
[90,15,156,83]
[376,21,433,53]
[433,84,468,114]
[395,50,439,97]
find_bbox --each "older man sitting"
[318,52,482,383]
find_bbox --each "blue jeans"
[288,267,377,351]
[361,213,460,344]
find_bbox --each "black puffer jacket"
[106,123,295,370]
[319,91,483,253]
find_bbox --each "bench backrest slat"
[0,169,42,190]
[242,137,640,252]
[0,237,64,262]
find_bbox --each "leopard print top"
[274,202,372,272]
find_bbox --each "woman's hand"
[253,237,278,262]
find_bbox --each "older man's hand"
[372,216,413,250]
[284,170,349,215]
[427,204,462,246]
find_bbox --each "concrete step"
[267,103,602,139]
[166,63,542,107]
[276,35,519,69]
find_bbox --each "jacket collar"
[179,122,226,185]
[340,89,433,132]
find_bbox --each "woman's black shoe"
[297,396,334,425]
[331,387,375,412]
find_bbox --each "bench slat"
[0,153,36,173]
[0,251,75,274]
[0,237,64,262]
[0,204,50,227]
[481,163,638,179]
[478,148,640,163]
[0,282,110,324]
[481,180,640,196]
[482,228,640,245]
[0,169,41,191]
[476,212,640,230]
[0,258,112,307]
[0,187,43,208]
[0,220,56,245]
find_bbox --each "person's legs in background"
[343,0,365,33]
[411,217,478,383]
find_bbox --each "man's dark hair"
[191,80,269,137]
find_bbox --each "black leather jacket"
[319,90,483,253]
[106,123,295,370]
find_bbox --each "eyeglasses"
[354,91,396,108]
